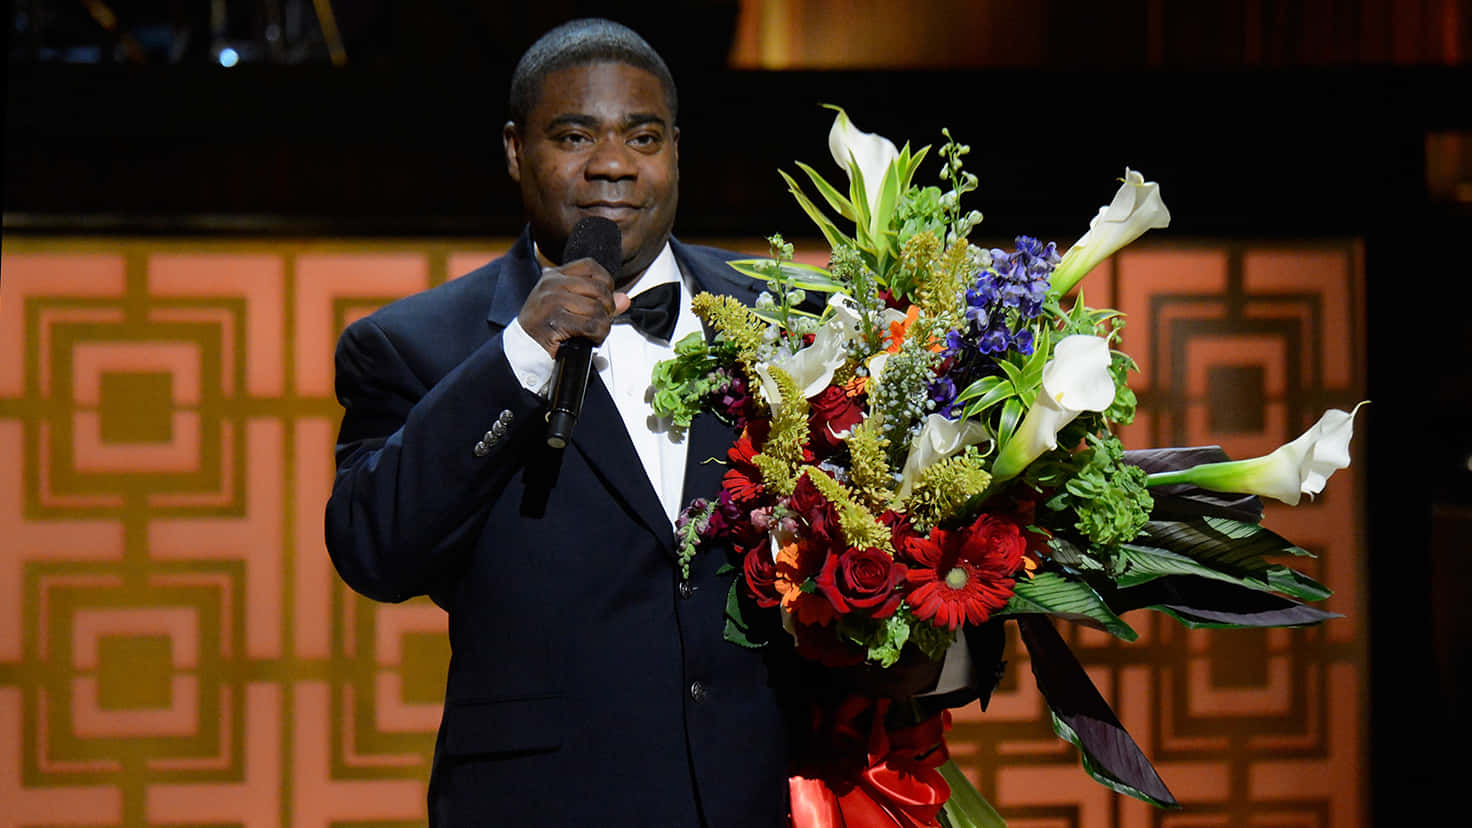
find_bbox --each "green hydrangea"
[1060,433,1153,550]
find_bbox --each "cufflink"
[472,410,515,457]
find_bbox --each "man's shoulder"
[351,249,517,336]
[671,239,763,299]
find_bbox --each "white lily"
[991,335,1116,482]
[757,294,903,407]
[897,413,992,498]
[1049,168,1171,299]
[828,107,898,214]
[1145,402,1368,505]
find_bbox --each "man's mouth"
[579,202,642,220]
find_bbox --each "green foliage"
[801,465,893,554]
[1056,433,1154,551]
[650,333,739,429]
[692,293,769,362]
[997,572,1138,641]
[894,185,947,249]
[937,759,1008,828]
[937,128,982,245]
[1120,517,1328,601]
[752,366,809,496]
[723,580,769,649]
[839,613,912,667]
[905,608,957,661]
[846,416,896,510]
[891,231,940,304]
[907,446,992,531]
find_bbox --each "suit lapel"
[485,230,674,552]
[485,235,762,558]
[673,240,759,509]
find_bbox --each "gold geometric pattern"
[0,237,1365,826]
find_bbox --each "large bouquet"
[655,108,1363,827]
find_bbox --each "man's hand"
[517,258,633,357]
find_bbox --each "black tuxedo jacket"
[325,231,792,827]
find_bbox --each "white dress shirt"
[501,242,700,526]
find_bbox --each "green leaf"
[956,376,1015,421]
[795,161,856,222]
[995,398,1025,453]
[1016,334,1052,404]
[996,572,1137,641]
[1121,517,1329,601]
[723,580,767,649]
[726,258,841,291]
[872,163,903,258]
[937,760,1007,828]
[994,358,1026,394]
[779,170,851,252]
[899,144,933,194]
[749,306,820,326]
[846,154,873,246]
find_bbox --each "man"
[325,19,790,828]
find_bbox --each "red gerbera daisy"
[722,424,765,505]
[904,514,1027,631]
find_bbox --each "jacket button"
[677,580,694,599]
[689,681,707,703]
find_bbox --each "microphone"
[545,216,622,449]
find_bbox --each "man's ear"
[503,121,523,183]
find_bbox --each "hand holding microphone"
[515,217,625,448]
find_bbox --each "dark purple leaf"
[1018,615,1178,807]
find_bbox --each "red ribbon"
[788,698,952,828]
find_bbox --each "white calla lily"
[1145,402,1367,505]
[991,335,1116,482]
[828,107,899,212]
[756,294,904,408]
[1050,168,1171,298]
[897,414,992,498]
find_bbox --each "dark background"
[6,2,1471,821]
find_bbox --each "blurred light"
[218,47,239,68]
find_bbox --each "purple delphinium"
[930,235,1060,418]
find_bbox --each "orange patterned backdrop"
[0,235,1365,827]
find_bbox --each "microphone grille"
[562,217,623,279]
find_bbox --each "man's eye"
[629,133,662,149]
[557,133,592,146]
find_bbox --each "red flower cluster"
[898,514,1027,631]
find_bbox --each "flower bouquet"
[656,107,1364,827]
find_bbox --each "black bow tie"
[614,282,680,341]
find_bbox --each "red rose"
[793,622,866,668]
[807,385,864,455]
[742,544,782,608]
[816,546,906,618]
[790,472,842,547]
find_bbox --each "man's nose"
[585,138,637,180]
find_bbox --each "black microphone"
[545,216,622,449]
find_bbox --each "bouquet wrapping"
[656,108,1363,827]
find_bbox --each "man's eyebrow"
[621,113,668,129]
[542,112,668,131]
[544,113,599,131]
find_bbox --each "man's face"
[504,61,679,286]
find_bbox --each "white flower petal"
[897,414,990,498]
[1051,168,1171,296]
[828,108,899,211]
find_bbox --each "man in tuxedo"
[325,18,790,828]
